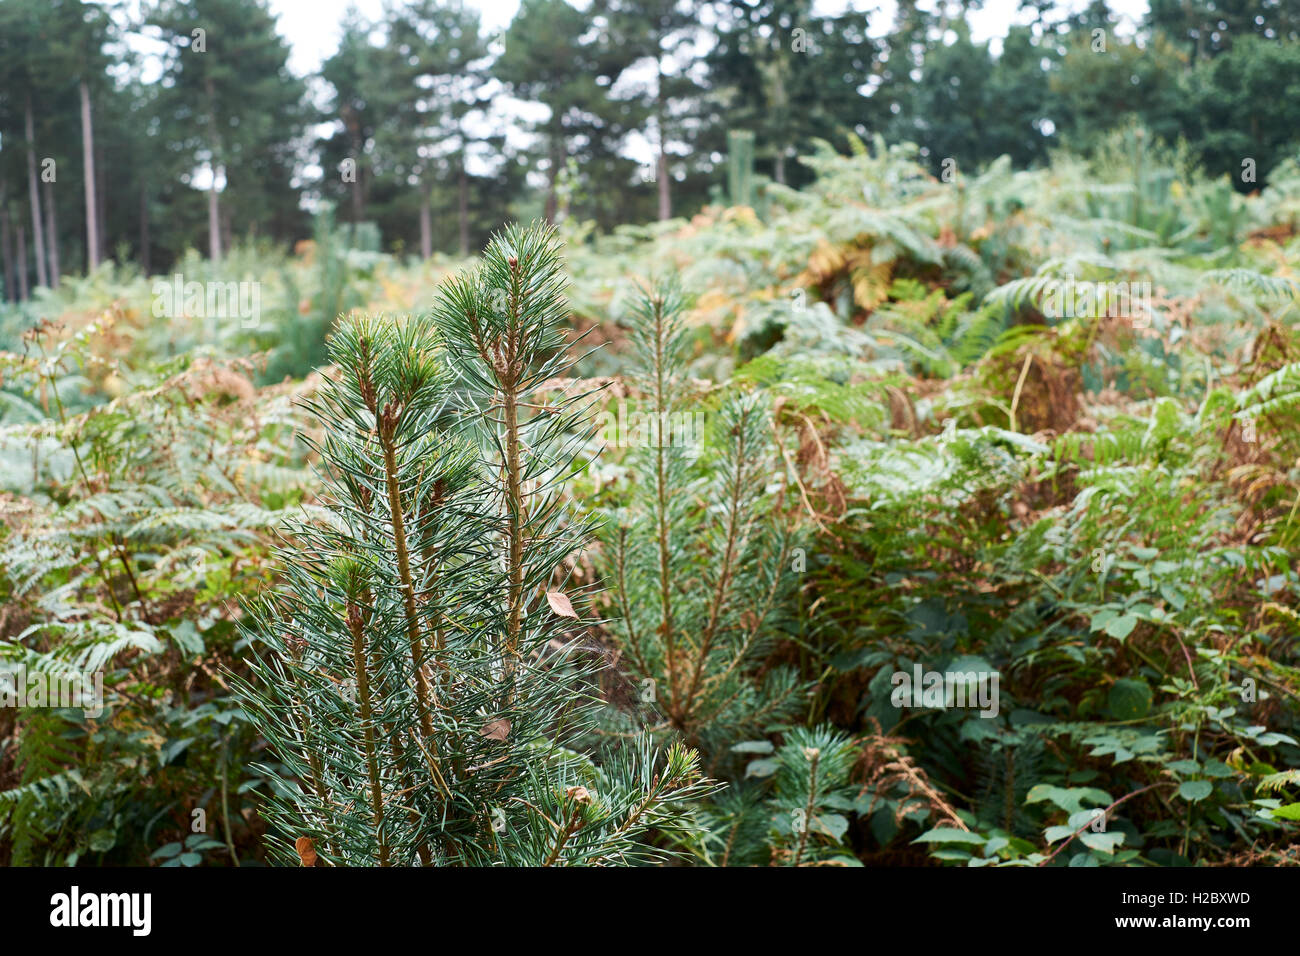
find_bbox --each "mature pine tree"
[0,0,105,286]
[0,0,52,289]
[1177,35,1300,189]
[1049,31,1188,159]
[386,0,495,258]
[497,0,640,228]
[1146,0,1300,59]
[320,4,404,230]
[706,0,879,188]
[11,0,115,278]
[882,23,1059,176]
[603,0,710,220]
[151,0,308,261]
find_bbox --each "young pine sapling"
[601,281,805,763]
[237,223,713,866]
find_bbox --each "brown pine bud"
[380,401,397,440]
[284,633,308,661]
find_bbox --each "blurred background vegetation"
[0,0,1298,281]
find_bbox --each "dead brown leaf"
[546,590,578,619]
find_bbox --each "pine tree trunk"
[80,80,100,271]
[139,185,150,275]
[350,161,364,222]
[205,163,223,263]
[206,76,222,263]
[15,222,29,301]
[657,150,671,221]
[24,96,48,290]
[344,106,366,222]
[544,140,560,226]
[43,179,59,288]
[457,158,469,257]
[95,140,107,259]
[419,181,432,260]
[0,200,15,303]
[656,61,671,221]
[774,150,786,186]
[208,166,222,263]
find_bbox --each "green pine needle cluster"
[235,223,715,866]
[601,280,804,762]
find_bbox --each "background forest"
[1,0,1300,868]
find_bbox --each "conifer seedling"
[236,222,714,866]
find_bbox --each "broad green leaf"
[1178,780,1213,802]
[912,827,986,845]
[1108,678,1152,719]
[1103,613,1138,640]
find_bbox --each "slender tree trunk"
[657,150,670,220]
[650,299,679,716]
[80,80,100,272]
[95,140,107,259]
[419,180,432,260]
[656,61,671,221]
[207,164,223,263]
[770,50,790,188]
[350,162,364,223]
[139,185,151,275]
[343,106,365,222]
[1,195,15,303]
[43,181,60,288]
[501,372,526,680]
[457,156,469,258]
[24,96,48,290]
[345,603,389,867]
[544,139,560,226]
[205,76,222,263]
[16,222,29,301]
